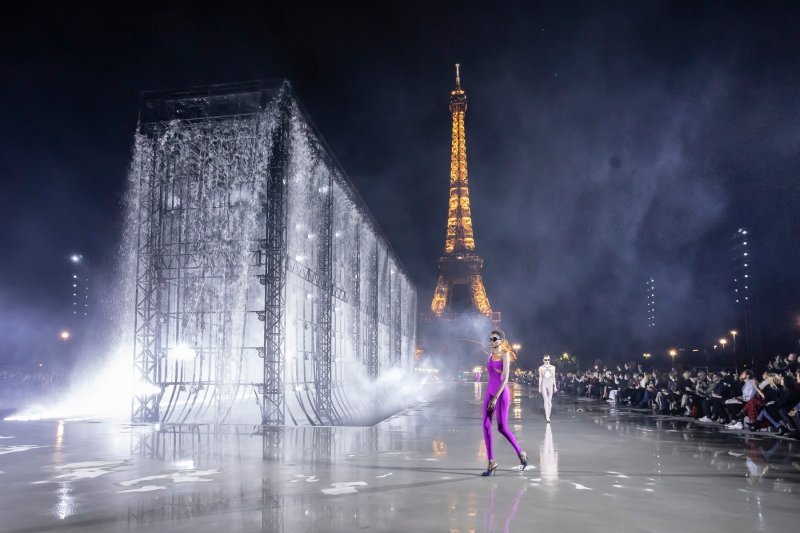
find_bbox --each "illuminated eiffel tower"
[430,64,498,324]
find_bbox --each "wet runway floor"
[1,383,799,532]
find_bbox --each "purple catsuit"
[483,355,522,461]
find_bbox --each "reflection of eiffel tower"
[430,65,499,324]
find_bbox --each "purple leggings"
[483,387,522,461]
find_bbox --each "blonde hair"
[765,373,781,388]
[499,340,517,362]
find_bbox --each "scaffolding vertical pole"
[408,285,417,370]
[315,166,334,424]
[367,242,379,379]
[351,226,361,366]
[132,134,163,423]
[393,270,402,366]
[260,87,291,426]
[388,268,394,367]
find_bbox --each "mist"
[3,3,800,377]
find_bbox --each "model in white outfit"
[538,355,557,422]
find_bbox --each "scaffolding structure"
[130,80,416,426]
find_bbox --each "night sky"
[2,2,800,369]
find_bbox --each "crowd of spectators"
[513,354,800,439]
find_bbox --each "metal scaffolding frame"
[132,136,163,423]
[129,80,415,426]
[367,242,380,379]
[315,165,334,424]
[258,89,291,426]
[351,226,361,366]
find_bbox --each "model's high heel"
[546,417,551,423]
[518,451,528,470]
[481,461,498,476]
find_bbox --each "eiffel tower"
[430,65,499,324]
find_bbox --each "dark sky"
[2,2,800,368]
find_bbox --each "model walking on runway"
[538,355,557,423]
[482,330,527,476]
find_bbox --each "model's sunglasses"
[489,337,501,342]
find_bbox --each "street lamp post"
[729,330,738,373]
[718,339,728,372]
[669,349,677,368]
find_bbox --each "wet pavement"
[1,383,799,532]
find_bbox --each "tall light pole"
[718,339,728,371]
[729,330,738,373]
[669,349,677,368]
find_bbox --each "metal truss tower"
[129,80,416,426]
[259,89,291,426]
[430,65,499,323]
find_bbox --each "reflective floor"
[1,383,799,532]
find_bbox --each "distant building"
[645,277,656,329]
[69,254,89,320]
[732,228,761,361]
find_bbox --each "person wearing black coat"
[775,374,800,435]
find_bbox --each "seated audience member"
[695,371,713,421]
[708,372,731,424]
[751,374,781,431]
[783,401,800,438]
[773,374,800,435]
[726,370,756,430]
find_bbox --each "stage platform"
[1,383,798,532]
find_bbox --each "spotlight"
[59,330,70,340]
[171,343,196,361]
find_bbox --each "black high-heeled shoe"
[518,451,528,470]
[481,461,498,476]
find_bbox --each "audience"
[513,352,800,440]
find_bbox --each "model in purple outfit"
[482,330,527,476]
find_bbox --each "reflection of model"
[482,330,527,476]
[538,355,557,423]
[483,481,525,533]
[540,423,558,482]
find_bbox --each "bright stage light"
[59,330,71,340]
[6,344,138,421]
[133,381,161,396]
[171,343,196,361]
[70,254,82,263]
